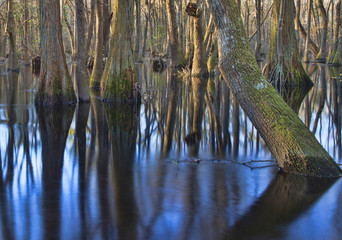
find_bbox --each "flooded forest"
[1,0,342,239]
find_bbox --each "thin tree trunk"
[75,0,90,102]
[166,0,179,68]
[206,0,342,177]
[296,14,319,56]
[333,0,341,64]
[62,2,75,57]
[134,0,142,60]
[255,0,262,61]
[304,0,313,62]
[1,0,8,58]
[316,0,328,62]
[86,0,95,54]
[185,2,207,76]
[102,0,110,57]
[142,13,148,56]
[23,0,29,64]
[89,0,104,88]
[6,0,18,71]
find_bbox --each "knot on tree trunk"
[185,3,201,18]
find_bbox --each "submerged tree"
[265,0,312,90]
[207,0,342,177]
[101,0,138,102]
[35,0,76,105]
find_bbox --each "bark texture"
[207,0,342,177]
[332,0,341,64]
[101,0,138,102]
[185,2,207,77]
[167,0,179,68]
[304,0,313,62]
[36,0,76,105]
[266,0,312,90]
[316,0,328,62]
[75,0,90,102]
[89,0,104,88]
[6,0,18,71]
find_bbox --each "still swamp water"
[0,62,342,239]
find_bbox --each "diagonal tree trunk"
[206,0,342,177]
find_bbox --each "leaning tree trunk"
[6,0,18,71]
[74,0,90,102]
[36,0,76,105]
[207,0,342,177]
[101,0,138,102]
[265,0,312,91]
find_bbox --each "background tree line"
[0,0,340,66]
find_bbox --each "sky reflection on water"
[0,64,341,239]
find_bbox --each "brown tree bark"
[167,0,179,69]
[86,0,95,54]
[134,0,143,60]
[254,0,263,61]
[6,0,18,71]
[185,2,207,77]
[89,0,104,88]
[23,0,29,65]
[296,14,319,56]
[332,0,341,64]
[102,0,110,57]
[74,0,90,102]
[35,0,76,105]
[206,0,342,177]
[265,0,312,90]
[304,0,313,63]
[316,0,328,62]
[62,1,75,57]
[101,0,138,102]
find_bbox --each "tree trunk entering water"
[207,0,342,177]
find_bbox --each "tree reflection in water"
[37,104,75,240]
[0,64,341,239]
